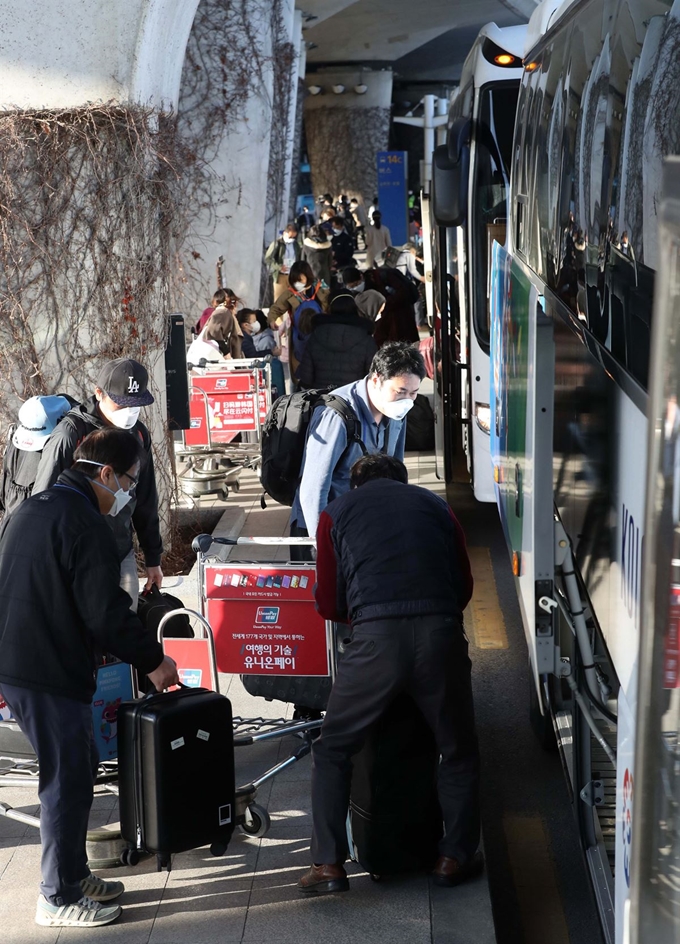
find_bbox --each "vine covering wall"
[0,106,189,529]
[177,0,297,312]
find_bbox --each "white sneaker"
[80,870,125,901]
[35,894,122,928]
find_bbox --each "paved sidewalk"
[0,444,495,944]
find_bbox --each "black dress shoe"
[298,863,349,894]
[432,851,484,887]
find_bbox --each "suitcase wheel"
[370,874,383,883]
[156,853,172,872]
[120,847,140,867]
[210,841,229,857]
[240,803,271,839]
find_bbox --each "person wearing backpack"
[344,266,419,346]
[267,261,330,386]
[0,395,74,519]
[288,342,426,553]
[32,358,163,612]
[297,293,377,391]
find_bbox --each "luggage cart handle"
[156,608,214,642]
[192,533,316,554]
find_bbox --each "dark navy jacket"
[315,479,473,625]
[0,470,163,703]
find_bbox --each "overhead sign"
[377,150,408,246]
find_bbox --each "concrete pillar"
[264,4,305,249]
[304,68,393,205]
[177,0,302,312]
[0,0,199,112]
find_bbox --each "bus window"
[470,83,518,349]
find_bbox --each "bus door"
[630,156,680,944]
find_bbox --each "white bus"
[427,22,526,497]
[465,0,680,941]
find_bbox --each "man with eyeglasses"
[0,427,178,928]
[33,358,163,610]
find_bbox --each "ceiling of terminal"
[301,0,538,80]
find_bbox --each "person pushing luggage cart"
[298,454,482,894]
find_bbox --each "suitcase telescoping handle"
[191,533,315,556]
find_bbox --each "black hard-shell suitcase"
[348,693,443,875]
[240,674,331,711]
[118,687,235,869]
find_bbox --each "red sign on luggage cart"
[186,369,269,447]
[161,638,218,692]
[205,564,329,676]
[663,585,680,688]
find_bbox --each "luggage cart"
[157,601,328,840]
[190,533,336,837]
[177,358,272,504]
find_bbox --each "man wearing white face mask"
[33,358,163,611]
[290,342,426,552]
[0,427,178,929]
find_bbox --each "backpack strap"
[322,395,368,456]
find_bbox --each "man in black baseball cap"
[33,358,163,609]
[96,358,155,409]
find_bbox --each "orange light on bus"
[512,551,521,576]
[495,54,515,66]
[524,61,539,72]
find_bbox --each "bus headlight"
[475,403,491,434]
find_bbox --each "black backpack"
[260,389,367,507]
[0,394,79,517]
[137,586,194,640]
[377,265,420,305]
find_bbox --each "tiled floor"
[0,417,495,943]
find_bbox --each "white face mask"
[293,281,307,292]
[77,461,134,517]
[283,234,295,244]
[380,398,414,421]
[108,406,140,430]
[349,281,365,294]
[333,228,343,236]
[249,320,262,334]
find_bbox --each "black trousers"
[289,520,314,563]
[310,614,480,865]
[1,684,98,905]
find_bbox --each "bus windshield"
[471,83,518,349]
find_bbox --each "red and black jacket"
[315,479,473,625]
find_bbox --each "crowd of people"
[0,190,480,928]
[187,193,428,398]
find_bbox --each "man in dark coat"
[33,358,162,611]
[298,454,481,895]
[330,216,355,272]
[0,428,178,928]
[297,294,377,391]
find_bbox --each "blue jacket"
[290,377,406,534]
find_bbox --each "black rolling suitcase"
[348,692,443,876]
[118,687,235,869]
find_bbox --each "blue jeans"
[1,685,98,905]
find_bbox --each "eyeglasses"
[122,471,138,489]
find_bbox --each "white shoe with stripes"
[80,870,125,902]
[35,894,122,927]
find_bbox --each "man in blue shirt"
[290,342,426,545]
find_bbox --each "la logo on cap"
[128,377,140,393]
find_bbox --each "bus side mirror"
[432,119,471,227]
